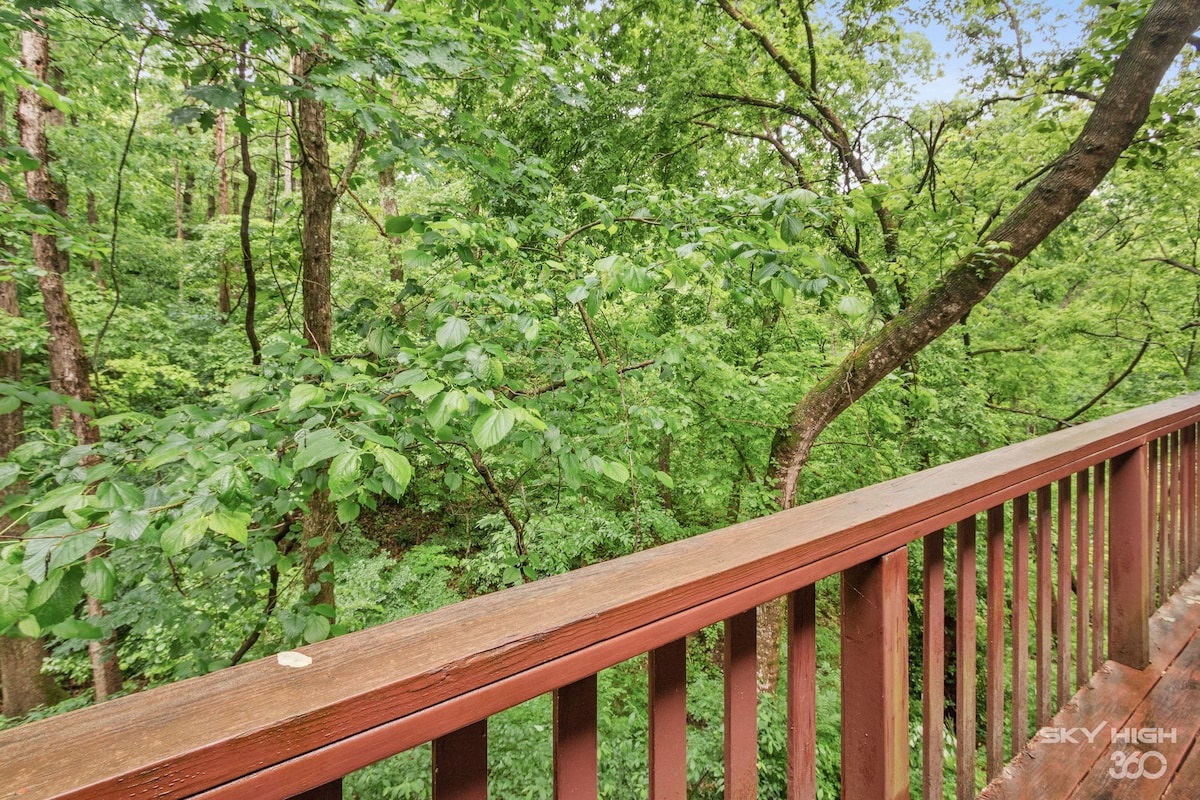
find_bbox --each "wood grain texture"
[554,675,598,800]
[1110,446,1151,669]
[787,587,817,800]
[922,532,946,800]
[4,394,1200,800]
[649,639,687,800]
[724,609,758,800]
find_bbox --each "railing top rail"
[6,392,1200,800]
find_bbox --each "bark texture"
[215,111,231,314]
[19,23,123,701]
[295,47,338,612]
[771,0,1200,508]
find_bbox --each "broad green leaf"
[328,449,363,500]
[655,470,675,489]
[294,428,345,470]
[472,408,515,449]
[337,500,361,523]
[436,316,469,349]
[107,509,152,541]
[779,214,804,244]
[51,619,103,640]
[602,460,630,484]
[161,512,207,558]
[22,520,73,582]
[838,295,869,317]
[0,462,20,491]
[289,383,325,414]
[96,480,145,510]
[303,614,331,643]
[409,379,444,401]
[229,376,268,400]
[48,531,100,573]
[208,508,251,543]
[372,447,413,495]
[0,396,18,414]
[81,558,116,603]
[17,616,40,637]
[428,389,468,430]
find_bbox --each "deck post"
[433,720,488,800]
[1109,444,1151,669]
[842,547,909,800]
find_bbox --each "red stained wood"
[1152,439,1165,608]
[1036,486,1053,728]
[1011,497,1030,754]
[1066,633,1200,800]
[981,574,1200,800]
[923,531,946,800]
[986,505,1006,780]
[1110,446,1151,669]
[554,675,598,800]
[843,549,909,800]
[787,587,817,800]
[1182,426,1195,580]
[1076,470,1091,689]
[287,780,341,800]
[5,395,1200,800]
[957,517,978,800]
[433,720,487,800]
[724,609,758,800]
[1170,433,1180,593]
[1057,477,1073,705]
[649,639,687,800]
[1092,464,1106,674]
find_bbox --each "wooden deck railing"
[4,393,1200,800]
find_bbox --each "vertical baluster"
[1180,429,1190,578]
[923,531,946,800]
[554,675,598,800]
[433,720,488,800]
[1171,432,1181,591]
[956,518,977,800]
[725,609,757,800]
[985,505,1005,781]
[843,549,909,800]
[289,781,342,800]
[1091,463,1106,674]
[1109,446,1151,669]
[1035,486,1052,728]
[1056,477,1072,709]
[649,638,687,800]
[1151,439,1164,608]
[1011,496,1030,754]
[788,586,817,800]
[1075,470,1090,689]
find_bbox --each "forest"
[2,0,1200,796]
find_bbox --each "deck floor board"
[982,573,1200,800]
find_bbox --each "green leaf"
[107,509,152,541]
[372,447,413,495]
[22,520,72,582]
[229,376,268,400]
[409,379,444,401]
[50,619,103,640]
[208,508,251,543]
[289,383,325,414]
[161,512,207,558]
[81,558,116,603]
[328,449,363,501]
[0,396,18,414]
[0,462,19,491]
[472,408,515,449]
[837,295,869,317]
[779,213,804,244]
[436,316,470,349]
[428,389,468,430]
[336,500,361,523]
[384,215,413,235]
[655,470,675,489]
[294,428,344,470]
[17,616,40,637]
[48,531,100,573]
[96,480,145,510]
[602,460,630,484]
[302,614,331,643]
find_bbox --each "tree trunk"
[379,167,407,318]
[770,0,1200,508]
[295,47,338,613]
[215,110,231,315]
[19,22,124,702]
[239,44,261,365]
